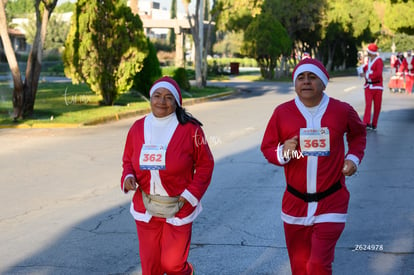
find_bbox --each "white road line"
[344,86,358,93]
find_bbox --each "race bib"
[139,144,166,170]
[300,127,330,156]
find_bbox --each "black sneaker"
[371,125,377,131]
[366,124,372,130]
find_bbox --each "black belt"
[287,181,342,202]
[367,81,380,84]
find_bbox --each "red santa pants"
[363,88,383,127]
[135,217,193,275]
[284,222,345,275]
[405,75,413,94]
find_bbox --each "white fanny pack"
[141,190,184,218]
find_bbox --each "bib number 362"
[139,144,166,170]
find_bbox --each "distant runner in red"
[391,52,404,73]
[400,50,414,94]
[359,43,384,130]
[261,58,366,275]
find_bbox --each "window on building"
[152,2,160,9]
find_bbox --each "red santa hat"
[367,43,378,55]
[292,58,329,87]
[149,76,182,106]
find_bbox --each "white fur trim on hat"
[367,44,378,55]
[149,81,181,106]
[293,64,329,87]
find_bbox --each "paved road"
[0,74,413,274]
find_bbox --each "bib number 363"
[300,127,330,156]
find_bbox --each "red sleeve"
[261,109,283,166]
[186,125,215,200]
[120,121,141,191]
[346,105,367,162]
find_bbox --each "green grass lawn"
[0,81,233,127]
[0,67,353,127]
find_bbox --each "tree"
[182,0,219,88]
[55,1,74,13]
[214,0,263,57]
[5,0,34,20]
[22,13,70,52]
[320,21,357,71]
[213,31,244,57]
[0,0,58,119]
[242,11,291,79]
[182,0,204,87]
[168,0,177,48]
[133,38,162,96]
[63,0,148,105]
[215,0,263,32]
[321,0,382,69]
[326,0,380,39]
[384,0,414,35]
[270,0,326,62]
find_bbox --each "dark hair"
[175,106,203,126]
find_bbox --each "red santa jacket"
[261,95,366,225]
[400,55,414,76]
[392,57,403,73]
[121,116,214,222]
[362,56,384,90]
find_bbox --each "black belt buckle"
[287,181,342,202]
[304,192,320,202]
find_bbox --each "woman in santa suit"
[400,50,414,94]
[261,58,366,275]
[121,76,214,275]
[392,52,404,73]
[359,43,384,130]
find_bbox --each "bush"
[45,62,65,76]
[133,38,162,97]
[173,67,191,92]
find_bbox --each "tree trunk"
[197,0,205,87]
[202,1,219,87]
[22,0,57,117]
[0,0,57,119]
[184,0,205,88]
[0,0,24,120]
[326,42,336,72]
